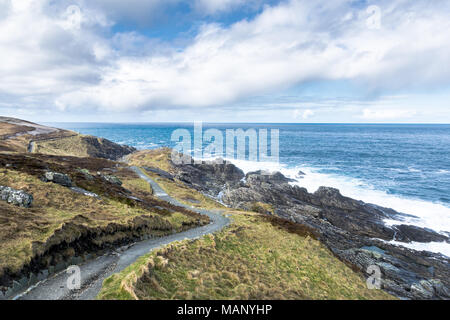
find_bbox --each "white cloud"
[294,109,315,120]
[1,0,450,120]
[361,108,417,120]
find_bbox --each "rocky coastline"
[149,156,450,300]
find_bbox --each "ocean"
[49,123,450,256]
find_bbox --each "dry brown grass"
[98,148,395,300]
[99,210,394,300]
[127,148,174,173]
[0,153,206,282]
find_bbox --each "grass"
[144,171,223,210]
[0,159,202,279]
[98,148,395,300]
[127,148,174,173]
[34,134,95,158]
[98,210,394,300]
[122,177,153,195]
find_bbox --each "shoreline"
[192,155,450,257]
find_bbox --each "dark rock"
[99,174,122,186]
[144,166,174,180]
[70,187,100,199]
[189,167,450,300]
[246,170,295,184]
[297,170,306,177]
[77,168,94,181]
[43,171,72,187]
[80,135,136,160]
[394,225,449,243]
[172,156,244,196]
[0,186,33,207]
[313,187,363,211]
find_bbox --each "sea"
[48,123,450,257]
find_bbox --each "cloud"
[294,109,315,120]
[361,108,417,120]
[0,0,450,120]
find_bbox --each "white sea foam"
[209,157,450,257]
[386,241,450,258]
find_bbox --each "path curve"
[15,166,230,300]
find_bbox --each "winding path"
[15,167,230,300]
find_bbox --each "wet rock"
[0,186,33,207]
[394,225,449,243]
[297,170,306,177]
[246,170,295,185]
[43,171,72,187]
[211,169,450,299]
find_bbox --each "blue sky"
[0,0,449,123]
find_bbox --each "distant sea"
[49,123,450,256]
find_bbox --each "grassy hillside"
[34,134,135,160]
[0,152,207,287]
[98,150,394,300]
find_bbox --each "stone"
[43,171,72,187]
[18,276,28,287]
[48,265,55,275]
[144,167,174,180]
[0,186,33,207]
[37,270,48,281]
[411,282,434,299]
[100,174,123,186]
[393,224,448,243]
[55,262,66,273]
[70,187,100,199]
[28,273,38,286]
[77,168,94,181]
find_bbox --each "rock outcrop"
[98,174,122,186]
[171,157,245,196]
[171,161,450,300]
[0,186,33,208]
[42,171,72,187]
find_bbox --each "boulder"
[393,224,449,243]
[144,166,174,180]
[246,170,294,185]
[43,171,72,187]
[100,174,122,186]
[0,186,33,207]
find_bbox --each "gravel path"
[16,167,229,300]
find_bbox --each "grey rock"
[18,277,28,287]
[70,187,100,199]
[37,270,48,281]
[48,266,55,275]
[411,282,434,299]
[144,167,174,181]
[43,171,72,187]
[28,273,38,286]
[77,168,94,181]
[55,262,66,273]
[100,174,122,186]
[394,224,448,243]
[0,186,33,207]
[184,166,450,300]
[172,156,244,197]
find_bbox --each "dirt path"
[15,167,230,300]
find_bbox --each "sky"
[0,0,449,123]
